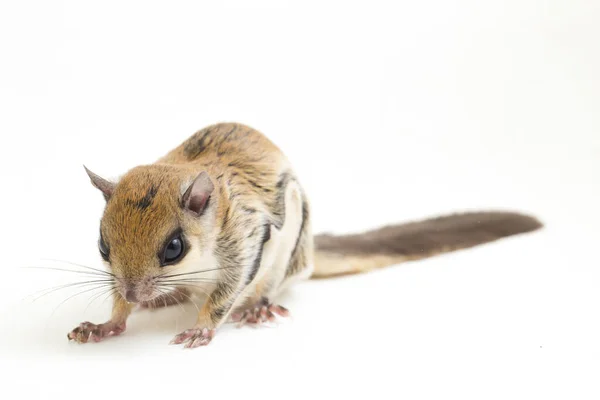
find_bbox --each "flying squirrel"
[67,122,542,348]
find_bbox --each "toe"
[68,327,80,340]
[259,306,268,322]
[170,328,203,345]
[170,332,190,345]
[269,305,289,317]
[178,328,214,348]
[184,337,199,348]
[185,336,208,348]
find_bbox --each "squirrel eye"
[98,235,109,261]
[162,235,185,265]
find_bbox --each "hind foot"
[170,327,216,349]
[231,300,290,327]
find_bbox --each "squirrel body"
[68,122,542,348]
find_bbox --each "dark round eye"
[98,235,109,261]
[162,235,185,265]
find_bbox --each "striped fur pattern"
[83,123,313,339]
[71,122,542,347]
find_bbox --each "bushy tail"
[311,211,542,278]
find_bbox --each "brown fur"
[312,212,542,278]
[73,122,542,347]
[101,165,194,280]
[87,122,313,336]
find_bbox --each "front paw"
[67,321,125,344]
[170,327,216,349]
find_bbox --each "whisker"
[156,284,200,314]
[158,265,239,280]
[151,288,169,309]
[99,288,117,306]
[50,285,109,317]
[85,287,112,309]
[83,285,116,314]
[29,280,115,301]
[161,284,210,312]
[158,278,220,284]
[21,266,110,278]
[168,289,189,313]
[158,282,214,289]
[157,282,217,297]
[155,288,186,314]
[41,258,115,277]
[160,276,221,281]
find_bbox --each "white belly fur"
[179,179,305,308]
[246,179,304,299]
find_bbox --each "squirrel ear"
[182,171,214,216]
[84,165,115,201]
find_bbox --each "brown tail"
[311,211,542,278]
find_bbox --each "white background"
[0,0,598,398]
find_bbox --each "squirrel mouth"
[118,284,157,304]
[124,289,139,303]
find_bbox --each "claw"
[67,321,125,344]
[232,303,290,327]
[170,327,215,349]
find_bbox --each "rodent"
[67,122,543,348]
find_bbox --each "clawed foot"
[231,303,290,327]
[170,327,216,349]
[67,321,125,344]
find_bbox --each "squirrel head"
[84,165,215,303]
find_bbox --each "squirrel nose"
[124,289,138,303]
